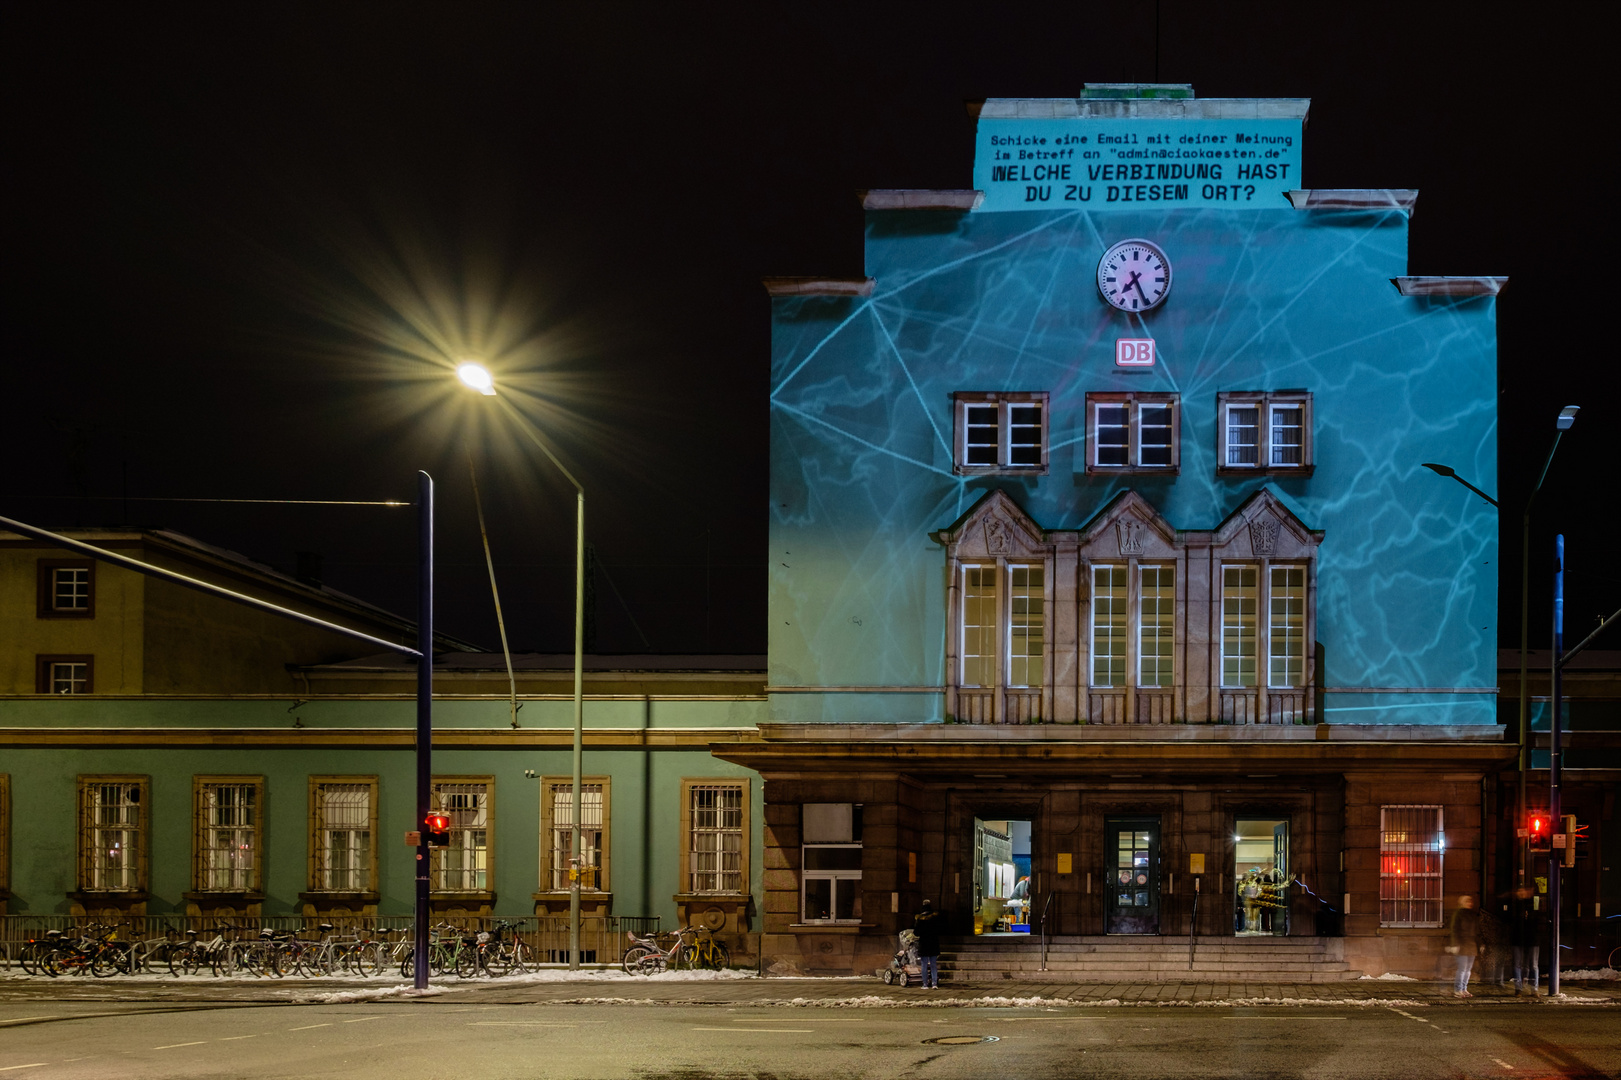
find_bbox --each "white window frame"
[541,777,608,893]
[309,778,377,894]
[1089,564,1177,690]
[431,778,492,894]
[1217,391,1313,475]
[1221,564,1309,689]
[801,844,863,924]
[78,776,147,893]
[194,776,263,893]
[1220,565,1259,688]
[959,563,1048,690]
[1085,392,1180,473]
[953,392,1049,475]
[1139,564,1176,689]
[1380,805,1444,928]
[1090,564,1129,688]
[683,780,747,895]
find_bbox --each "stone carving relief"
[1116,518,1148,555]
[1250,516,1280,556]
[984,519,1010,554]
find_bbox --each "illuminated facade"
[723,85,1516,978]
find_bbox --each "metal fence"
[0,913,660,972]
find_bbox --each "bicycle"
[623,925,730,974]
[454,920,531,978]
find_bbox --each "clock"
[1097,238,1172,312]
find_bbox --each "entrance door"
[1234,817,1289,935]
[1105,817,1160,935]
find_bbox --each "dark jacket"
[1509,903,1545,950]
[1448,905,1480,953]
[913,908,942,958]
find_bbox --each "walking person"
[1509,888,1544,995]
[1447,894,1481,998]
[914,899,942,989]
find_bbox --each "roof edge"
[1285,189,1418,212]
[859,189,984,212]
[1392,276,1508,297]
[762,277,875,298]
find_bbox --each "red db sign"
[1116,338,1155,367]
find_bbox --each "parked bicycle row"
[4,920,541,979]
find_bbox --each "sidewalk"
[4,972,1617,1008]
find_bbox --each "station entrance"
[1106,816,1161,935]
[971,816,1031,934]
[1234,818,1290,935]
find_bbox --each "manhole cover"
[924,1036,1000,1045]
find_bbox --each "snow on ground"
[295,984,448,1004]
[1559,968,1620,981]
[1358,973,1419,981]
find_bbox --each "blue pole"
[414,472,434,989]
[1548,534,1563,997]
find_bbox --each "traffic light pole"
[1547,534,1563,998]
[414,472,434,991]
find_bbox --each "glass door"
[1234,817,1289,935]
[1105,817,1160,935]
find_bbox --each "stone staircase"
[939,935,1360,983]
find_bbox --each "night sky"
[4,5,1615,657]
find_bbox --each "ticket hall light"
[457,362,497,396]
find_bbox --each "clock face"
[1097,239,1172,312]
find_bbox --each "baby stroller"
[879,929,922,986]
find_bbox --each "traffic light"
[1561,814,1580,868]
[424,813,451,847]
[1527,812,1552,850]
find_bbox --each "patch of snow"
[300,984,448,1004]
[1558,968,1619,981]
[1358,973,1419,981]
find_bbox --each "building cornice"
[762,277,874,297]
[1285,189,1418,212]
[858,189,984,212]
[1391,276,1508,297]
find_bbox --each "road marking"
[0,1017,58,1025]
[1221,1017,1348,1021]
[0,1067,49,1073]
[1386,1008,1430,1024]
[1492,1059,1515,1070]
[288,1024,332,1031]
[692,1027,813,1033]
[466,1022,579,1027]
[218,1035,258,1041]
[731,1019,866,1023]
[342,1016,384,1023]
[152,1042,208,1050]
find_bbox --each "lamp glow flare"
[457,362,497,396]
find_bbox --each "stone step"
[940,970,1361,984]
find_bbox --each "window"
[78,776,148,892]
[1139,566,1176,688]
[1380,805,1444,928]
[1221,566,1258,687]
[959,564,1047,689]
[36,655,93,694]
[1085,393,1180,473]
[1089,564,1176,690]
[1091,566,1128,687]
[1269,566,1306,688]
[1007,566,1044,688]
[194,777,263,892]
[309,778,377,893]
[541,777,608,892]
[431,779,491,893]
[1218,392,1313,474]
[953,392,1048,474]
[682,780,747,895]
[801,803,862,924]
[37,560,94,618]
[1222,564,1309,689]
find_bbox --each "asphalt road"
[1,1001,1617,1079]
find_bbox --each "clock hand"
[1132,276,1151,302]
[1120,270,1141,296]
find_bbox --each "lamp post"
[456,361,588,970]
[1514,406,1578,893]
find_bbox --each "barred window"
[78,777,147,892]
[195,778,261,892]
[1380,805,1444,928]
[543,779,607,892]
[431,780,491,892]
[311,780,375,892]
[37,560,94,618]
[686,782,745,894]
[0,775,9,897]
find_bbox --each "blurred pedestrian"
[1447,894,1480,998]
[1509,888,1544,995]
[914,899,942,989]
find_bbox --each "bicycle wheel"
[707,940,731,971]
[168,944,201,977]
[211,943,243,977]
[454,946,482,979]
[19,942,45,976]
[297,945,333,978]
[484,943,514,978]
[510,940,533,974]
[348,942,385,977]
[400,946,416,980]
[91,944,126,977]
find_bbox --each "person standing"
[914,899,942,989]
[1509,889,1544,995]
[1447,894,1481,998]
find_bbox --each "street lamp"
[456,361,588,970]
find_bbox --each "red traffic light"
[425,813,451,833]
[1527,812,1552,847]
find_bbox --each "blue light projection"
[769,206,1498,726]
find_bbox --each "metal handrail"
[1039,891,1055,971]
[1188,877,1201,968]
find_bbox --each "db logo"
[1116,338,1155,367]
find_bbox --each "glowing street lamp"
[455,361,588,969]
